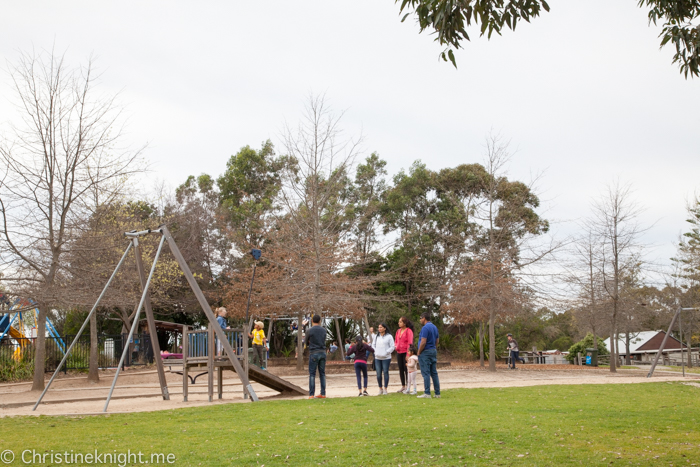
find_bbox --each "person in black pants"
[394,316,415,393]
[507,333,525,369]
[347,336,374,396]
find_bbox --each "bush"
[466,333,505,360]
[566,333,608,362]
[0,353,34,382]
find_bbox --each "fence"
[0,333,158,373]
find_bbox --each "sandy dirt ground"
[1,364,696,417]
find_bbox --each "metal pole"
[647,306,681,378]
[680,308,685,377]
[33,242,133,411]
[133,237,170,400]
[245,262,257,324]
[103,234,166,412]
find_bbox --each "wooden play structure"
[33,225,304,413]
[173,323,304,401]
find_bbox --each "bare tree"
[223,96,372,369]
[466,135,550,372]
[587,181,646,373]
[567,229,607,348]
[0,49,144,390]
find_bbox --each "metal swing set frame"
[33,225,259,413]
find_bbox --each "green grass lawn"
[1,383,698,466]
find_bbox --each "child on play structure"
[405,344,419,394]
[215,307,230,356]
[249,321,268,370]
[347,335,374,396]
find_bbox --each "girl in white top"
[405,344,419,394]
[373,323,395,395]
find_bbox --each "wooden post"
[243,321,250,399]
[267,318,274,365]
[208,323,214,402]
[334,318,345,360]
[133,238,170,400]
[217,366,223,400]
[182,326,189,402]
[296,312,304,370]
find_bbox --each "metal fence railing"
[0,333,158,373]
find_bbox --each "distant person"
[215,307,230,356]
[373,323,395,395]
[416,312,440,399]
[329,341,338,355]
[506,334,525,369]
[347,335,374,396]
[344,338,353,360]
[394,316,415,393]
[249,321,267,370]
[304,314,327,399]
[405,344,419,394]
[367,326,377,366]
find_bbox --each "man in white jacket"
[373,323,395,395]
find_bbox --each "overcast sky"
[1,1,698,284]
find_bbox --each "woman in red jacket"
[394,316,414,393]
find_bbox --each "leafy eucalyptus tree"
[397,0,700,77]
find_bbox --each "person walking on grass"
[248,320,267,370]
[305,314,327,399]
[507,333,525,369]
[405,344,419,394]
[373,323,395,395]
[416,312,440,399]
[394,316,414,393]
[347,335,374,396]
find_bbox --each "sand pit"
[1,364,696,417]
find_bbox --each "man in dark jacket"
[304,314,327,398]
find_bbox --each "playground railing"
[185,328,244,359]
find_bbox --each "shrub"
[0,353,34,382]
[566,333,608,362]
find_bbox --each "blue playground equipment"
[0,293,65,354]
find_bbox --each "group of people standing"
[305,312,441,399]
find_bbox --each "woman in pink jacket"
[394,316,414,393]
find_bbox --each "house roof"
[602,331,683,354]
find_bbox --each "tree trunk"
[609,307,617,372]
[592,326,597,355]
[88,310,100,382]
[624,330,631,366]
[31,304,47,391]
[488,308,496,372]
[479,321,485,367]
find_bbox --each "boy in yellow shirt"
[249,321,267,370]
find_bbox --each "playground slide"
[8,325,26,340]
[6,326,27,361]
[247,365,306,396]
